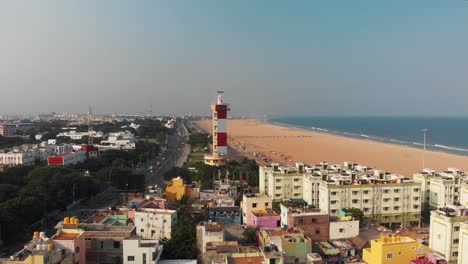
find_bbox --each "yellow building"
[165,177,186,202]
[363,235,429,264]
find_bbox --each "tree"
[348,207,364,223]
[242,227,259,244]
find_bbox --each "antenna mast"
[88,106,93,145]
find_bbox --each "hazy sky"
[1,1,468,116]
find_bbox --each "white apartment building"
[57,130,103,140]
[429,203,468,263]
[259,162,323,207]
[196,222,224,254]
[414,168,468,209]
[101,131,136,149]
[458,222,468,264]
[462,183,468,207]
[319,171,422,228]
[134,208,177,240]
[0,151,35,166]
[123,238,163,264]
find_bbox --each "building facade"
[429,203,468,263]
[241,193,272,226]
[123,238,163,264]
[414,168,468,210]
[363,235,428,264]
[196,222,225,254]
[319,172,422,228]
[134,208,177,240]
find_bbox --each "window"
[352,191,358,195]
[276,179,281,183]
[311,218,317,223]
[127,256,135,261]
[265,203,269,207]
[383,198,390,202]
[363,199,369,204]
[394,198,400,202]
[394,189,400,193]
[151,230,156,237]
[414,197,419,201]
[363,190,369,195]
[331,209,337,214]
[386,253,393,259]
[113,241,120,249]
[339,228,344,233]
[276,187,281,190]
[383,207,389,211]
[331,200,337,204]
[352,199,358,204]
[294,186,300,190]
[413,205,419,209]
[294,178,300,182]
[384,190,389,194]
[394,206,400,210]
[75,247,80,253]
[452,252,458,257]
[454,239,459,244]
[275,194,281,197]
[414,188,419,192]
[364,208,370,213]
[252,203,257,208]
[315,230,320,234]
[143,253,147,263]
[141,229,144,233]
[100,241,104,249]
[331,192,337,196]
[455,226,460,232]
[299,219,304,224]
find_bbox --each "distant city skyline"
[1,1,468,116]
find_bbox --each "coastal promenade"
[195,119,468,176]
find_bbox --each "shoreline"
[267,119,468,157]
[194,118,468,176]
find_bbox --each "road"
[145,118,189,188]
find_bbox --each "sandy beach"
[195,119,468,176]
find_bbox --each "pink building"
[250,210,281,228]
[52,229,86,264]
[410,252,448,264]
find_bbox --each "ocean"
[269,116,468,156]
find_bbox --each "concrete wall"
[329,220,359,240]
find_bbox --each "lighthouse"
[204,91,230,166]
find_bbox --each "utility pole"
[422,128,428,170]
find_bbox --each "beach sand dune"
[195,119,468,176]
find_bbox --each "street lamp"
[422,128,428,170]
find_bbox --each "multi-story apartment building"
[458,221,468,264]
[259,162,323,207]
[123,238,163,264]
[462,182,468,207]
[241,193,272,226]
[414,168,468,209]
[319,170,422,228]
[0,124,17,137]
[429,203,468,263]
[134,208,177,240]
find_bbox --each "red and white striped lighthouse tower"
[205,91,230,166]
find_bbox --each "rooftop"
[53,233,80,241]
